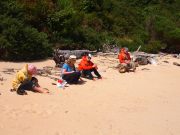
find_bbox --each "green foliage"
[0,0,180,61]
[0,0,52,61]
[143,40,166,53]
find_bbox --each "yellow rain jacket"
[12,64,32,91]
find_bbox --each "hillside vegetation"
[0,0,179,60]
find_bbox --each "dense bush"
[0,0,52,61]
[0,0,180,61]
[0,16,52,60]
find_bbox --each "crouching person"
[118,47,136,73]
[12,64,49,95]
[62,55,81,84]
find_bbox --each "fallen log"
[53,49,96,67]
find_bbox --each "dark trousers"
[62,71,81,84]
[17,82,33,95]
[82,68,101,79]
[17,77,38,95]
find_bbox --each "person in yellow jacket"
[12,64,49,95]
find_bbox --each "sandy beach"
[0,54,180,135]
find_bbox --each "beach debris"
[132,46,158,66]
[0,77,3,81]
[57,79,67,89]
[147,57,157,65]
[173,62,180,66]
[172,54,180,59]
[163,61,169,63]
[51,83,56,85]
[141,68,150,70]
[37,66,54,76]
[2,68,15,74]
[43,66,52,75]
[37,66,61,81]
[134,57,149,65]
[132,52,159,66]
[49,77,58,81]
[10,89,16,92]
[158,52,168,57]
[53,49,94,67]
[65,110,69,113]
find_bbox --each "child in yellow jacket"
[12,64,49,95]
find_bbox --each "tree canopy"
[0,0,179,60]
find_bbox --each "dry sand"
[0,55,180,135]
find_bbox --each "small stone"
[65,110,69,113]
[0,77,3,81]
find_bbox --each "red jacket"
[78,56,94,71]
[118,50,131,63]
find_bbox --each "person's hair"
[81,52,88,57]
[28,64,37,75]
[66,58,76,66]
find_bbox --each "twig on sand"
[0,77,3,81]
[141,68,150,71]
[51,83,56,85]
[163,61,169,63]
[173,62,180,66]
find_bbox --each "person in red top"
[118,47,136,73]
[78,53,102,80]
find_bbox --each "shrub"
[143,40,166,53]
[0,16,52,60]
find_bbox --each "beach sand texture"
[0,55,180,135]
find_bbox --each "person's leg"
[62,74,72,84]
[92,68,101,78]
[82,70,94,79]
[129,61,136,72]
[62,72,81,84]
[73,71,81,83]
[119,63,128,73]
[17,81,34,95]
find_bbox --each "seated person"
[78,53,102,80]
[118,47,136,73]
[62,55,81,84]
[12,64,49,95]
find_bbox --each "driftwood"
[53,49,95,67]
[54,49,95,59]
[163,61,169,63]
[173,62,180,66]
[132,51,158,65]
[37,66,61,82]
[172,54,180,59]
